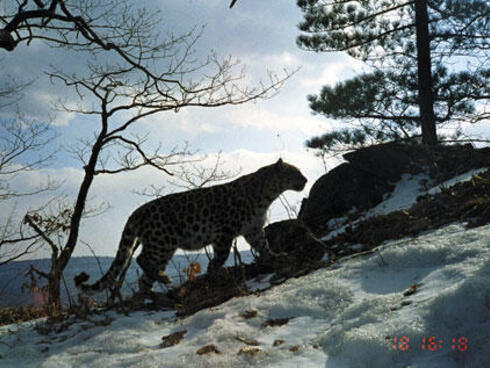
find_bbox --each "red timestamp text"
[392,336,468,352]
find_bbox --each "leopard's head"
[273,158,307,192]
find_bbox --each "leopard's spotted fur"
[75,159,307,295]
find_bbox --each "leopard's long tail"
[74,224,140,297]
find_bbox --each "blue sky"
[1,0,360,258]
[1,0,486,259]
[2,0,362,165]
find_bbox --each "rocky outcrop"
[264,219,326,264]
[299,143,490,236]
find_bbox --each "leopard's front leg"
[207,236,233,275]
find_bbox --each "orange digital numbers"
[393,336,410,351]
[421,336,442,351]
[393,336,468,352]
[452,337,468,352]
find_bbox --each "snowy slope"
[322,168,488,242]
[321,172,432,242]
[1,168,489,367]
[1,223,489,368]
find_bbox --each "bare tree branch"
[23,214,59,259]
[167,151,241,191]
[2,0,295,308]
[0,104,59,266]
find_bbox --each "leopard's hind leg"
[136,246,175,293]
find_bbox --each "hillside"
[0,150,489,367]
[1,223,488,367]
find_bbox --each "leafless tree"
[0,0,246,83]
[0,88,58,265]
[0,76,32,108]
[0,0,162,57]
[12,1,294,307]
[168,151,241,190]
[134,151,241,197]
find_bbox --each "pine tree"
[297,0,489,150]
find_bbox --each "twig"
[23,214,58,258]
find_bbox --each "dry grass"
[0,305,48,326]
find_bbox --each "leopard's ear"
[273,158,284,171]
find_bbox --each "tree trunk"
[46,108,108,307]
[415,0,437,146]
[48,269,61,309]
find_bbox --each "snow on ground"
[321,172,431,242]
[369,172,429,216]
[322,168,487,242]
[371,167,489,216]
[1,168,489,367]
[1,223,489,368]
[427,168,489,195]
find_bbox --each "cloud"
[0,0,369,259]
[236,51,303,74]
[297,56,365,90]
[222,104,326,137]
[141,108,220,137]
[27,91,77,126]
[0,40,87,126]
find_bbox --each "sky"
[0,0,487,259]
[1,0,363,259]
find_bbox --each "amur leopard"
[75,159,307,296]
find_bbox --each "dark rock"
[342,143,415,181]
[264,219,326,262]
[299,143,490,236]
[299,162,394,234]
[160,330,187,348]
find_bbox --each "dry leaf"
[240,310,258,319]
[196,344,220,355]
[160,330,187,348]
[178,287,186,298]
[235,335,259,346]
[237,346,261,356]
[261,317,291,328]
[403,283,422,297]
